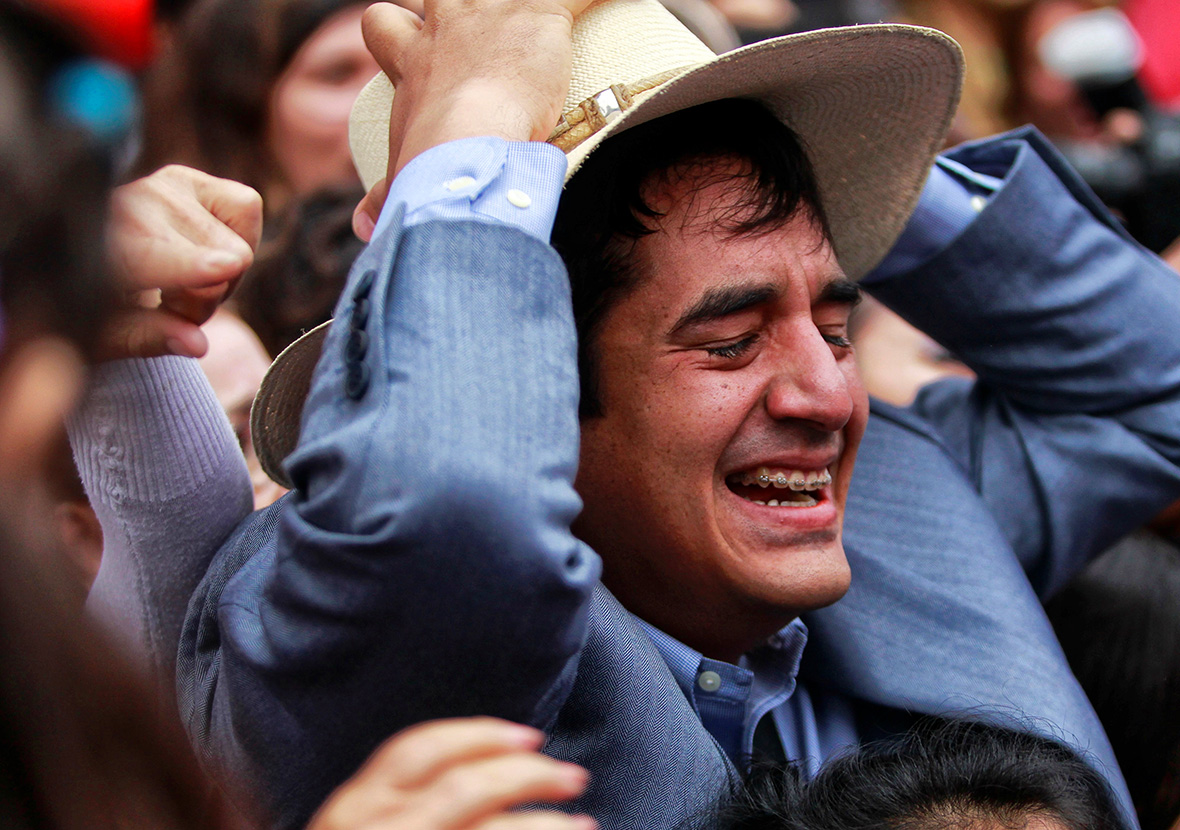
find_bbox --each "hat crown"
[565,0,715,113]
[348,0,719,191]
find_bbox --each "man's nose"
[763,331,855,432]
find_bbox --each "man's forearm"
[869,128,1180,592]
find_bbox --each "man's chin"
[731,539,852,623]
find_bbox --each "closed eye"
[705,335,759,360]
[823,333,852,349]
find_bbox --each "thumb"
[353,176,390,242]
[100,308,210,361]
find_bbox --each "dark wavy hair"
[551,97,830,418]
[714,717,1127,830]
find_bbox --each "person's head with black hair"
[0,2,119,361]
[0,0,124,533]
[548,97,867,659]
[716,718,1127,830]
[552,97,830,419]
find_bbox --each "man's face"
[573,161,868,661]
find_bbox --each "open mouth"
[725,466,831,508]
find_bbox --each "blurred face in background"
[851,298,973,407]
[198,310,287,509]
[266,4,378,196]
[1014,0,1103,142]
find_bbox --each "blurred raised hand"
[307,717,596,830]
[105,165,263,359]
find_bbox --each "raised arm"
[73,165,260,689]
[177,3,602,827]
[869,128,1180,596]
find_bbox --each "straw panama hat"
[252,0,964,487]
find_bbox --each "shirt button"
[970,194,987,213]
[443,175,477,192]
[506,189,532,208]
[697,670,722,693]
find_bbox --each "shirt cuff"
[374,137,568,243]
[863,156,1005,284]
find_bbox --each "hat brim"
[257,24,963,487]
[253,323,328,488]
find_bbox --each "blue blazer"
[179,131,1180,830]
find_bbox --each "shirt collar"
[635,616,810,763]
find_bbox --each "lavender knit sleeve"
[69,356,254,689]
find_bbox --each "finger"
[353,177,389,242]
[1162,236,1180,273]
[108,167,258,292]
[562,0,598,18]
[362,2,423,83]
[409,753,589,830]
[307,719,546,830]
[108,211,253,293]
[101,308,209,360]
[116,231,251,292]
[160,282,233,326]
[186,167,265,253]
[361,718,544,790]
[475,811,598,830]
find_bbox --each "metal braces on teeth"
[745,469,832,491]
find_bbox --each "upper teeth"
[741,466,831,491]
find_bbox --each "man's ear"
[0,337,85,484]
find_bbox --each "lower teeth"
[750,496,816,508]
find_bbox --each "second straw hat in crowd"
[252,0,964,488]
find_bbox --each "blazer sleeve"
[178,212,600,829]
[868,128,1180,597]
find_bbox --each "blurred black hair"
[1047,531,1180,830]
[0,8,249,828]
[551,97,829,418]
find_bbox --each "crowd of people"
[2,0,1179,829]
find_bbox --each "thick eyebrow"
[669,276,862,336]
[670,284,779,335]
[817,277,863,308]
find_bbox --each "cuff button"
[352,297,371,330]
[345,361,370,400]
[506,189,532,208]
[346,329,369,363]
